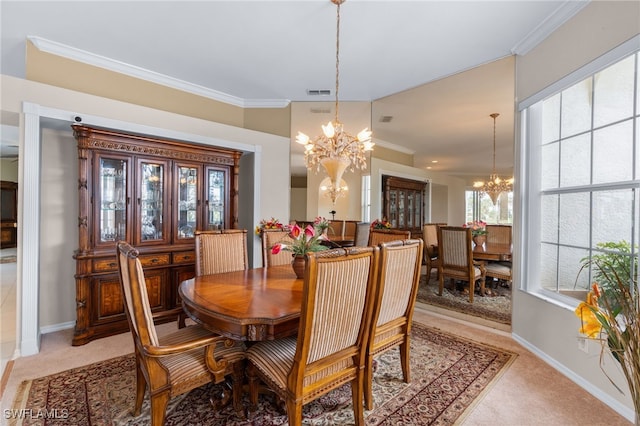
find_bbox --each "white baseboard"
[40,321,75,335]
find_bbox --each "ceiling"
[0,0,589,180]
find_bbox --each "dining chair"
[245,246,380,426]
[368,229,412,246]
[485,224,512,245]
[354,222,371,246]
[437,226,486,303]
[364,239,423,410]
[422,223,446,283]
[261,228,294,267]
[484,224,513,287]
[194,229,248,275]
[116,241,246,425]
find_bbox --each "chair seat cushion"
[485,262,512,276]
[246,336,297,392]
[441,266,483,280]
[158,325,246,395]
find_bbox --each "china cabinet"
[382,175,426,238]
[1,181,18,248]
[72,125,241,345]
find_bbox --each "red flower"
[290,224,302,239]
[271,243,282,255]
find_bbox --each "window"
[465,190,513,224]
[522,47,639,302]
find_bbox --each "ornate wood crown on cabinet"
[72,125,241,345]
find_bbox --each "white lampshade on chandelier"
[296,0,373,204]
[473,113,514,204]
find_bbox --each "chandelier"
[473,113,514,205]
[295,0,373,204]
[320,177,348,204]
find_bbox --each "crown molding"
[28,36,290,109]
[511,0,590,56]
[374,139,415,155]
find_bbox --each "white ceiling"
[0,0,589,178]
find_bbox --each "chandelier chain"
[335,0,340,123]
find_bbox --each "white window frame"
[519,35,640,306]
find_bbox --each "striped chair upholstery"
[116,242,246,425]
[246,246,380,426]
[261,229,294,267]
[437,226,486,303]
[195,229,248,276]
[368,229,412,246]
[364,239,423,410]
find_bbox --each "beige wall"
[2,74,291,328]
[0,158,18,182]
[513,0,640,417]
[517,1,640,103]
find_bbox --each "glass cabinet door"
[137,159,168,244]
[176,165,199,240]
[205,167,228,230]
[97,156,128,244]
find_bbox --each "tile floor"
[0,247,17,382]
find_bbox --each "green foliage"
[580,241,637,302]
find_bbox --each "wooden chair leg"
[134,361,146,415]
[351,376,365,426]
[364,354,374,410]
[150,391,170,426]
[400,339,411,383]
[286,398,304,426]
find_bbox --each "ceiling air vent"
[307,89,331,96]
[379,116,393,123]
[310,108,331,114]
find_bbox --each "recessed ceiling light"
[431,160,438,163]
[426,166,432,170]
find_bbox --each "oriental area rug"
[10,324,516,425]
[417,273,512,326]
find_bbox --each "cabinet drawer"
[139,253,170,267]
[94,257,118,272]
[173,251,195,264]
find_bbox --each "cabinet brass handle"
[151,258,159,263]
[109,262,116,268]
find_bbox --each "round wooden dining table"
[179,265,303,341]
[472,242,512,262]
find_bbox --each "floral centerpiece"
[313,216,330,235]
[575,257,640,422]
[371,218,392,230]
[271,222,328,278]
[255,217,285,235]
[463,220,487,236]
[271,223,328,257]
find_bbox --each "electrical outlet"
[578,337,588,353]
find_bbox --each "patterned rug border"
[9,323,518,425]
[417,274,512,325]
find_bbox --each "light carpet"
[9,323,516,425]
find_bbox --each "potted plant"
[575,255,640,423]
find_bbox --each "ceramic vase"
[473,235,486,246]
[292,255,305,279]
